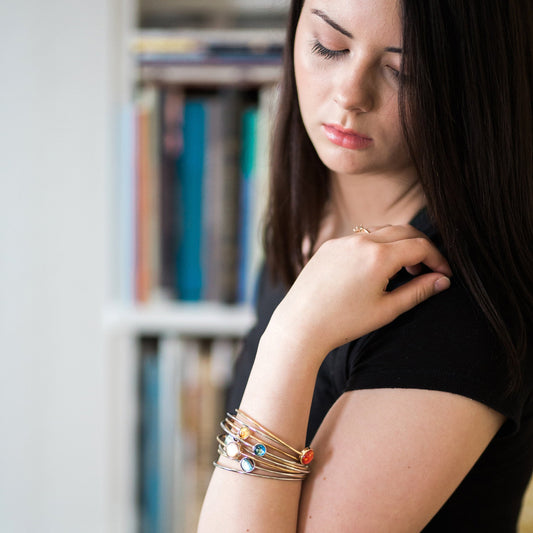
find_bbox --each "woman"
[199,0,533,531]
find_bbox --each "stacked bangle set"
[214,409,314,481]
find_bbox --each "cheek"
[381,98,404,143]
[294,36,329,113]
[295,62,329,131]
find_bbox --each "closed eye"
[386,65,400,79]
[311,40,349,61]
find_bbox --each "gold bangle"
[221,418,307,468]
[213,461,306,481]
[216,436,308,474]
[214,410,315,481]
[217,447,307,479]
[236,409,314,466]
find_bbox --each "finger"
[358,224,432,244]
[386,238,452,277]
[384,272,451,317]
[405,264,423,276]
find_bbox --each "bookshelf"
[107,1,287,531]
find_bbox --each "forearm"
[197,319,324,533]
[198,228,452,532]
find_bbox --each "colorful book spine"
[159,89,184,300]
[248,84,277,304]
[216,89,244,303]
[135,87,161,303]
[237,106,258,303]
[121,84,276,304]
[202,95,224,301]
[137,335,240,533]
[139,339,160,533]
[175,98,207,301]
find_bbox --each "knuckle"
[414,236,430,248]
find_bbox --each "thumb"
[386,273,451,316]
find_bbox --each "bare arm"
[197,226,501,532]
[299,389,503,532]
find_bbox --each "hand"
[268,225,452,361]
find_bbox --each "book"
[180,339,202,533]
[122,83,275,305]
[158,335,186,533]
[131,28,285,66]
[135,86,161,303]
[159,88,184,300]
[213,89,245,303]
[237,105,258,303]
[175,97,207,301]
[137,334,240,533]
[139,338,160,533]
[247,83,278,303]
[201,94,223,302]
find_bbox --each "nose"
[334,59,375,113]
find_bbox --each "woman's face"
[294,0,412,179]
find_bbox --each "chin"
[316,149,375,176]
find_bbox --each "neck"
[326,169,426,237]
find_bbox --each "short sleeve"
[345,276,524,436]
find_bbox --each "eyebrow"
[311,9,403,54]
[311,9,353,39]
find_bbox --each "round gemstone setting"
[240,457,255,473]
[300,448,314,465]
[226,441,240,458]
[253,444,267,457]
[239,426,251,440]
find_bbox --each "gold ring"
[352,225,370,234]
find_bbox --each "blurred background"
[0,0,287,531]
[1,1,532,533]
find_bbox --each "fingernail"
[434,276,451,293]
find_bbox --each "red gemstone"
[300,448,314,465]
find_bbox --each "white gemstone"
[226,442,240,458]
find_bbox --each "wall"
[0,1,117,531]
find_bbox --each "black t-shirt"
[227,210,533,532]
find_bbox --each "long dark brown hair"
[264,0,533,391]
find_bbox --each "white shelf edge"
[102,301,256,336]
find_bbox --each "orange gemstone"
[300,448,314,465]
[239,426,251,440]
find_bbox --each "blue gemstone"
[240,458,255,473]
[253,444,266,457]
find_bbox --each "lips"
[322,124,373,150]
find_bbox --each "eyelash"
[387,66,400,79]
[310,40,348,60]
[310,39,401,80]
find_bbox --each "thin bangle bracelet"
[213,461,306,481]
[236,409,314,466]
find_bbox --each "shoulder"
[346,273,529,435]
